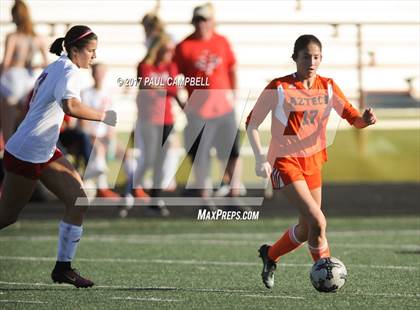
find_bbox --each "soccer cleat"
[147,199,170,217]
[51,268,94,288]
[227,196,253,212]
[133,188,151,203]
[201,197,218,212]
[96,188,120,199]
[258,244,277,289]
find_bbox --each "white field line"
[0,256,417,271]
[0,281,178,291]
[0,299,47,304]
[349,292,420,299]
[0,281,252,294]
[0,281,418,300]
[242,294,304,300]
[111,296,182,302]
[1,235,419,251]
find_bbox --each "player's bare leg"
[0,172,37,229]
[294,186,322,242]
[0,97,19,143]
[282,181,329,260]
[40,156,94,288]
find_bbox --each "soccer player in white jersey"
[0,25,117,288]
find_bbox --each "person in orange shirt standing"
[174,3,242,207]
[246,34,377,289]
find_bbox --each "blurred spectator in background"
[174,3,243,208]
[0,0,48,142]
[125,13,183,211]
[141,13,165,49]
[132,33,182,216]
[124,13,166,204]
[80,63,120,200]
[58,114,92,172]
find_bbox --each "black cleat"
[258,244,277,289]
[51,268,94,288]
[147,199,170,217]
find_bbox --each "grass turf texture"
[0,217,419,309]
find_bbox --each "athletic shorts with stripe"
[270,159,322,190]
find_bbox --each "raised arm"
[331,80,377,129]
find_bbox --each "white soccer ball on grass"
[310,257,347,292]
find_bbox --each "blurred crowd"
[0,1,250,217]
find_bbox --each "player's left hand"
[362,108,377,126]
[103,110,117,126]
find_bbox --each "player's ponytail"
[49,37,65,56]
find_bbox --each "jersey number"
[283,110,318,135]
[28,72,48,106]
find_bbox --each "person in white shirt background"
[81,62,120,200]
[0,0,48,143]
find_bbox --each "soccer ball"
[310,257,347,292]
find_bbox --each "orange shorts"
[270,158,322,190]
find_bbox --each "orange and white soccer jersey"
[246,73,360,188]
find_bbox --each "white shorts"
[0,67,34,105]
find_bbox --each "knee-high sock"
[308,242,331,262]
[268,225,304,262]
[57,220,83,262]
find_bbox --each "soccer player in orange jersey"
[246,34,377,289]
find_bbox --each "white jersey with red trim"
[6,55,81,163]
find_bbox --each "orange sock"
[308,242,331,261]
[268,225,304,262]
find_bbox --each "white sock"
[97,173,108,189]
[57,220,83,262]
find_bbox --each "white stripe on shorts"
[271,167,285,189]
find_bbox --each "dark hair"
[292,34,322,61]
[50,25,97,57]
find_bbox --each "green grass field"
[1,217,419,309]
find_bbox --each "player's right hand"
[255,161,272,178]
[103,110,117,126]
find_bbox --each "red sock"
[308,242,331,261]
[268,225,304,262]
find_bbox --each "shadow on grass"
[395,250,420,254]
[0,286,267,295]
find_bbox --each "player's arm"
[331,80,377,129]
[352,108,377,128]
[1,34,15,72]
[225,38,237,100]
[62,97,116,126]
[245,82,277,178]
[228,64,238,102]
[35,36,49,69]
[247,121,272,178]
